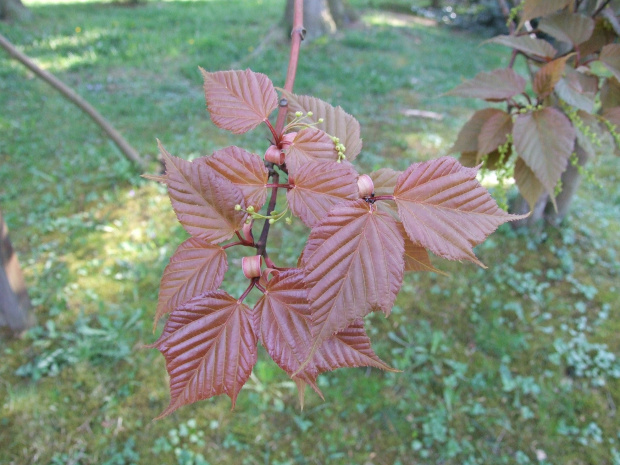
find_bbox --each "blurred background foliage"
[0,0,619,464]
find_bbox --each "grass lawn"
[1,1,619,464]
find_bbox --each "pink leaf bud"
[265,145,285,165]
[280,132,297,149]
[357,174,374,198]
[242,222,254,243]
[242,255,263,279]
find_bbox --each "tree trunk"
[0,0,31,21]
[326,0,358,28]
[284,0,358,41]
[0,208,33,335]
[511,192,548,229]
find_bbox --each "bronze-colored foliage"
[204,146,269,209]
[513,108,575,196]
[154,238,227,327]
[256,269,394,405]
[300,200,405,362]
[282,91,363,160]
[449,0,620,216]
[447,69,526,101]
[150,291,257,418]
[283,127,340,177]
[148,63,523,416]
[201,69,278,134]
[287,161,359,227]
[152,142,247,243]
[393,157,521,267]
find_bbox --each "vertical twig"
[274,0,305,135]
[256,0,304,259]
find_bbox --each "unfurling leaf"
[512,107,575,196]
[485,35,557,60]
[156,142,246,243]
[154,238,228,328]
[447,69,526,102]
[256,269,396,399]
[600,44,620,82]
[287,161,359,227]
[533,56,570,99]
[450,108,507,155]
[518,0,571,29]
[201,68,278,134]
[514,157,546,210]
[393,157,523,267]
[281,91,363,161]
[205,146,268,209]
[152,291,257,417]
[283,128,339,177]
[538,12,595,46]
[299,200,404,366]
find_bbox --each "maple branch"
[274,0,304,135]
[256,0,303,262]
[256,172,279,258]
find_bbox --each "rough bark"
[326,0,358,27]
[0,33,146,169]
[284,0,357,40]
[0,209,33,335]
[0,0,31,22]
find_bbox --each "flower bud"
[265,145,285,165]
[242,255,263,279]
[357,174,374,198]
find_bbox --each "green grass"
[1,1,620,464]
